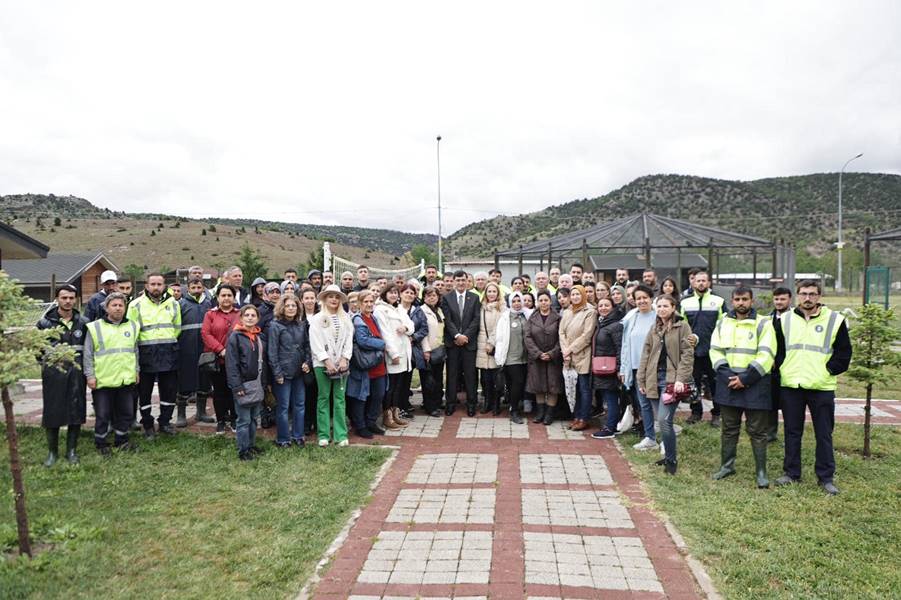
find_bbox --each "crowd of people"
[36,261,851,493]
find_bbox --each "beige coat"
[476,302,504,370]
[636,318,694,399]
[558,304,597,375]
[421,304,444,353]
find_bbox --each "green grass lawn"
[0,427,391,599]
[624,419,901,600]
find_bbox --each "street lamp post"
[837,152,863,292]
[436,135,443,273]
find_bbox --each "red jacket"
[202,308,240,356]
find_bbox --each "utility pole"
[436,135,443,273]
[837,152,863,292]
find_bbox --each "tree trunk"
[2,385,32,557]
[863,383,872,459]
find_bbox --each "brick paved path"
[309,411,706,600]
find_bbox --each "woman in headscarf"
[493,291,530,423]
[525,291,562,425]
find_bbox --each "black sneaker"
[685,414,702,425]
[143,427,156,441]
[369,425,385,435]
[238,451,254,461]
[97,446,112,457]
[275,441,292,449]
[357,428,374,439]
[249,445,265,456]
[158,424,177,436]
[216,422,226,435]
[292,438,306,447]
[116,441,139,453]
[591,428,617,439]
[228,421,237,433]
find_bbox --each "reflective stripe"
[757,319,769,337]
[712,359,728,370]
[113,429,128,436]
[92,321,105,351]
[159,401,176,406]
[725,348,756,355]
[94,347,136,357]
[749,360,766,376]
[141,323,176,331]
[785,343,833,354]
[710,345,724,352]
[138,339,178,346]
[822,311,838,353]
[180,323,203,331]
[758,345,774,356]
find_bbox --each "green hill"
[447,173,901,259]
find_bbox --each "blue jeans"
[366,376,388,429]
[575,374,592,420]
[633,369,656,439]
[602,389,620,431]
[657,368,678,463]
[234,401,261,455]
[273,377,306,444]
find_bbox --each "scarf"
[234,323,261,344]
[570,284,588,311]
[507,292,534,319]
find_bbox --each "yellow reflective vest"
[779,307,845,391]
[88,319,139,388]
[710,312,775,377]
[127,294,181,347]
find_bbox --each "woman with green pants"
[309,285,354,447]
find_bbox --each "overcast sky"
[1,1,899,234]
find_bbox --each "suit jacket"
[440,290,480,351]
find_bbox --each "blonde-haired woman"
[268,295,311,447]
[309,285,354,447]
[559,284,597,431]
[477,282,505,414]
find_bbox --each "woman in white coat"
[373,283,415,426]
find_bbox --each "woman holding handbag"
[309,285,355,447]
[268,296,312,447]
[476,282,505,414]
[347,290,391,437]
[559,285,597,431]
[590,297,625,439]
[636,294,694,474]
[225,305,267,461]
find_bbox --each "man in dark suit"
[441,270,481,416]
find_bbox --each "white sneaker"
[338,439,349,447]
[632,437,658,451]
[318,439,329,447]
[673,424,683,436]
[660,442,666,456]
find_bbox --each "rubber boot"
[510,409,524,425]
[752,442,770,489]
[44,427,60,467]
[543,405,555,426]
[712,434,738,480]
[65,426,80,465]
[175,395,188,428]
[480,395,493,414]
[532,404,547,424]
[195,394,215,423]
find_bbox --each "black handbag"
[429,344,447,366]
[198,352,219,373]
[352,345,384,371]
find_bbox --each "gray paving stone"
[519,454,613,485]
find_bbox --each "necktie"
[458,293,465,315]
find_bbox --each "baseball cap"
[101,270,118,283]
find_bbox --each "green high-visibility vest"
[780,307,844,391]
[90,319,138,388]
[709,313,776,377]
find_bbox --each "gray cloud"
[1,1,899,234]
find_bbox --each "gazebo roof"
[497,213,772,258]
[869,226,901,242]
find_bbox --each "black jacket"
[83,290,109,322]
[37,306,89,427]
[225,330,266,394]
[177,293,211,393]
[267,319,311,381]
[592,309,624,390]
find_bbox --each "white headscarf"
[508,291,533,319]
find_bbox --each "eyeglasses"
[798,291,820,298]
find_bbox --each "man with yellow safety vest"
[127,273,182,439]
[83,292,140,455]
[709,286,776,488]
[682,270,726,427]
[773,280,852,495]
